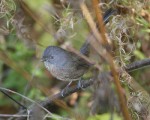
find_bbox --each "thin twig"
[0,114,29,117]
[18,0,51,34]
[0,89,27,110]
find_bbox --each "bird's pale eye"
[50,56,54,59]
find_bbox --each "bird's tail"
[103,8,117,24]
[80,8,117,56]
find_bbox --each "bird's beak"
[41,57,45,62]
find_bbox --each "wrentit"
[42,8,116,82]
[42,46,91,81]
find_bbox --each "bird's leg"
[61,81,72,97]
[66,81,73,88]
[77,78,85,90]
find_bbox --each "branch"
[0,89,27,110]
[125,58,150,72]
[40,78,94,109]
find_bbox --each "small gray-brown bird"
[41,9,116,94]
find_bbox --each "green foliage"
[136,17,150,32]
[3,70,27,91]
[87,113,122,120]
[133,50,145,59]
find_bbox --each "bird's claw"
[61,81,72,97]
[61,89,65,97]
[77,80,85,90]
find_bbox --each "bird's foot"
[61,81,72,97]
[77,79,85,90]
[61,89,66,97]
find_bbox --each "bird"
[41,46,91,81]
[41,8,116,95]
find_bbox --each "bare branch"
[125,58,150,72]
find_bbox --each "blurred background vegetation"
[0,0,149,120]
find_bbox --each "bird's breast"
[44,61,81,81]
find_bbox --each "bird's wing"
[68,52,91,70]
